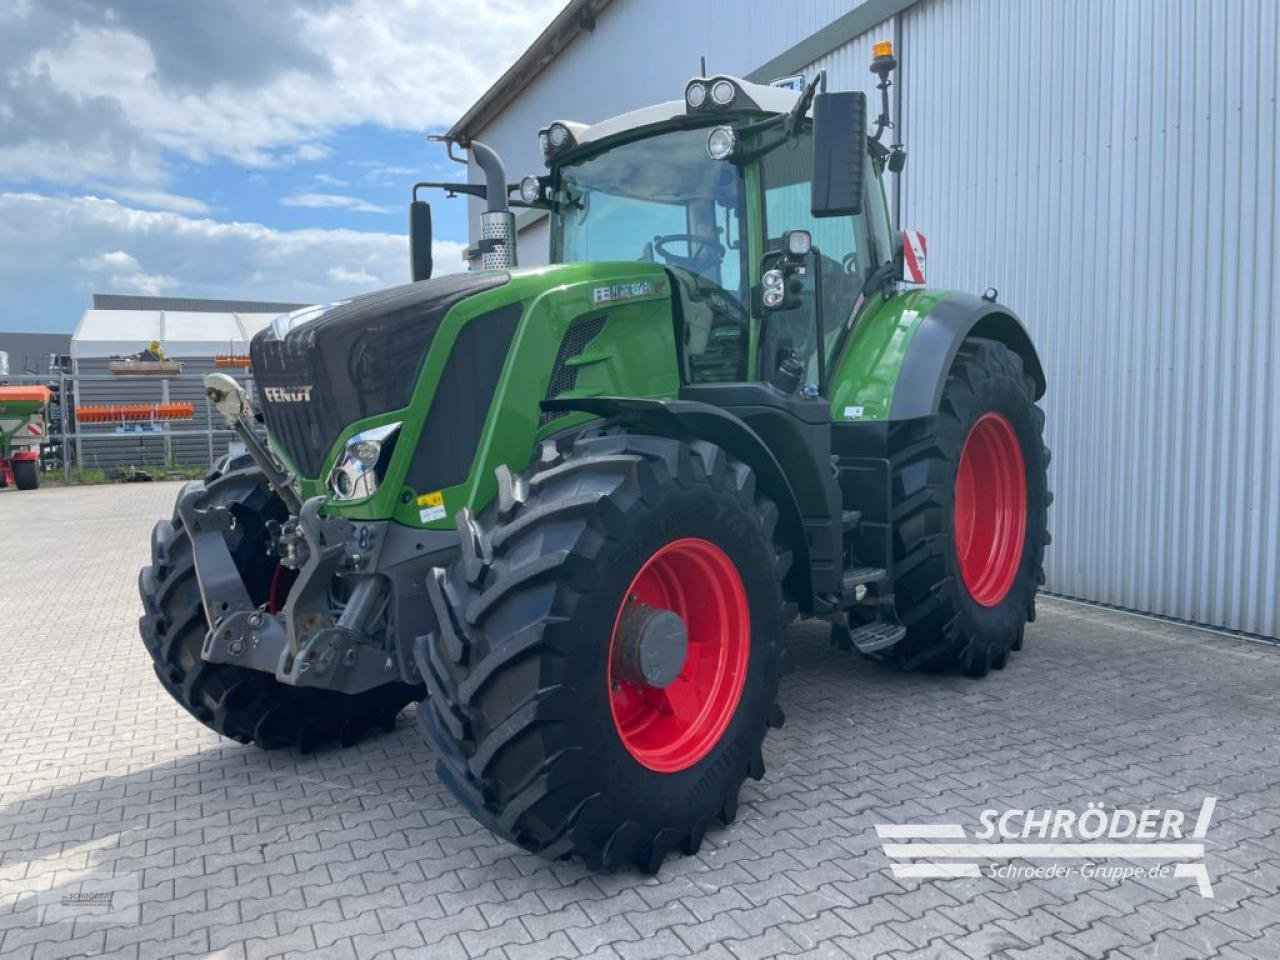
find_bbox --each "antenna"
[700,55,706,76]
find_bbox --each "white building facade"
[451,0,1280,639]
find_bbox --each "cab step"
[848,622,906,653]
[831,620,907,655]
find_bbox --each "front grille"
[251,273,508,477]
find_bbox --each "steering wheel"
[653,233,726,273]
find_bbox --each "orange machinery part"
[75,402,195,423]
[0,385,53,404]
[213,355,251,367]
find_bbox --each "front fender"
[540,394,815,609]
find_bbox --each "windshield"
[551,127,749,303]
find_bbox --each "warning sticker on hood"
[417,489,446,523]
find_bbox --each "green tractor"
[140,46,1049,872]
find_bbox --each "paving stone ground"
[1,481,1278,960]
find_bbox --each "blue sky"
[0,0,562,332]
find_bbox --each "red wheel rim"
[954,412,1027,606]
[607,538,750,773]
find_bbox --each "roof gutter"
[745,0,920,83]
[447,0,614,142]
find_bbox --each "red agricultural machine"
[0,385,51,490]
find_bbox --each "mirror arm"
[732,130,789,166]
[414,180,486,201]
[787,71,824,138]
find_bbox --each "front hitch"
[187,482,404,694]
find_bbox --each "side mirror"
[895,229,927,284]
[409,199,433,281]
[810,90,866,218]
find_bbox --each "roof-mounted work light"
[685,76,745,114]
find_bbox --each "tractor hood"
[251,271,509,477]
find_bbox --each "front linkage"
[186,374,442,698]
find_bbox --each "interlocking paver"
[2,481,1280,960]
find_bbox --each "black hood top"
[250,272,509,477]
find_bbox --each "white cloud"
[75,250,142,272]
[281,192,389,214]
[327,265,379,285]
[314,173,348,187]
[72,246,180,296]
[102,187,211,215]
[0,193,468,323]
[3,1,564,188]
[116,271,180,295]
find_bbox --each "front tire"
[138,455,420,750]
[418,431,791,872]
[888,337,1051,675]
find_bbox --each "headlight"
[706,125,737,160]
[710,79,736,106]
[327,421,400,501]
[547,122,572,149]
[762,269,786,309]
[518,175,541,203]
[783,228,813,258]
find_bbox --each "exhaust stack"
[471,140,517,270]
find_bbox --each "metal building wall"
[808,0,1278,637]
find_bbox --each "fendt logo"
[263,385,313,403]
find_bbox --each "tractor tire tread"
[417,429,791,872]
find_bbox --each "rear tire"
[887,338,1051,675]
[418,430,791,872]
[13,459,39,490]
[138,454,420,750]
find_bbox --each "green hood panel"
[309,262,679,526]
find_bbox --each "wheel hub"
[611,602,688,688]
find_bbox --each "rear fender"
[540,395,816,611]
[889,293,1045,420]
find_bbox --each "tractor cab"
[414,63,904,402]
[544,80,893,397]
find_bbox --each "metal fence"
[3,370,256,480]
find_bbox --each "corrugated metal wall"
[807,0,1278,637]
[471,0,1278,637]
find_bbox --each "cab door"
[754,131,887,393]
